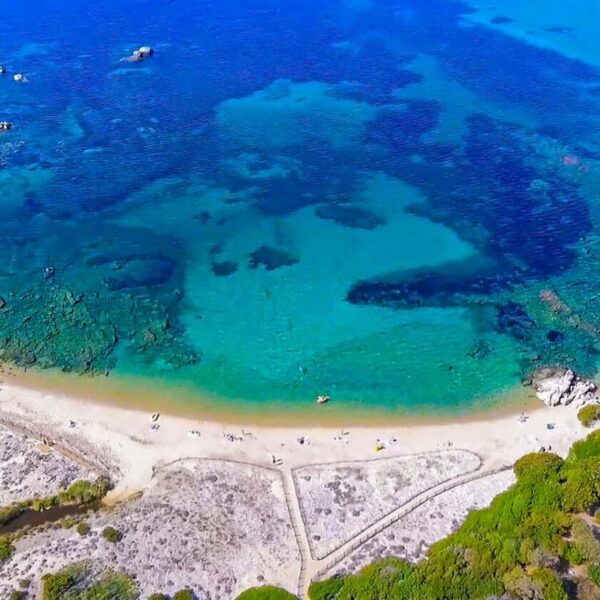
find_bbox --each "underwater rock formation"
[495,302,536,341]
[211,260,238,277]
[346,258,524,308]
[248,245,299,271]
[315,204,386,230]
[87,253,177,291]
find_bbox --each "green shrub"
[235,586,299,599]
[173,590,195,600]
[568,430,600,462]
[573,520,600,563]
[309,558,421,600]
[0,536,13,560]
[0,502,28,527]
[31,496,57,512]
[101,526,122,543]
[530,568,568,600]
[561,542,584,566]
[42,564,136,600]
[9,590,24,600]
[308,578,344,600]
[76,522,91,536]
[589,564,600,587]
[57,477,111,506]
[579,404,600,428]
[513,452,563,479]
[82,571,136,599]
[41,567,80,600]
[61,517,77,529]
[147,594,169,600]
[561,458,600,512]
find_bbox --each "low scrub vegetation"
[235,586,298,599]
[578,404,600,428]
[41,562,136,600]
[101,526,122,543]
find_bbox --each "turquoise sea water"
[1,0,600,417]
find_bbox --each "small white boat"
[13,73,27,83]
[137,46,154,58]
[316,395,330,405]
[123,46,155,62]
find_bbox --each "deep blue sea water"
[2,0,600,417]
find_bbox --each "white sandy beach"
[0,379,586,500]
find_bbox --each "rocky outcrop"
[532,367,598,407]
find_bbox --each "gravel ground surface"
[294,450,482,558]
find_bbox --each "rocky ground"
[293,449,482,559]
[0,423,95,505]
[322,469,516,577]
[0,458,301,599]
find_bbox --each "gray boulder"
[532,367,598,407]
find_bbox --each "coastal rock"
[532,367,598,407]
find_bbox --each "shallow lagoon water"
[1,0,600,418]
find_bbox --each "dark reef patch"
[491,16,513,25]
[315,205,386,230]
[544,25,573,34]
[346,258,525,309]
[248,246,299,271]
[87,254,177,291]
[495,302,536,341]
[547,330,565,343]
[366,101,442,155]
[211,260,238,277]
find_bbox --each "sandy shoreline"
[2,363,541,428]
[0,376,586,499]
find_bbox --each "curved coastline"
[0,363,541,428]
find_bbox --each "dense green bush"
[41,565,81,600]
[307,430,600,600]
[101,526,122,543]
[0,535,13,560]
[61,517,77,529]
[57,477,111,505]
[147,594,169,600]
[588,564,600,587]
[578,404,600,428]
[172,590,195,600]
[42,563,136,600]
[568,430,600,461]
[235,585,299,599]
[76,522,91,536]
[310,559,421,600]
[572,520,600,563]
[513,452,564,479]
[81,571,136,599]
